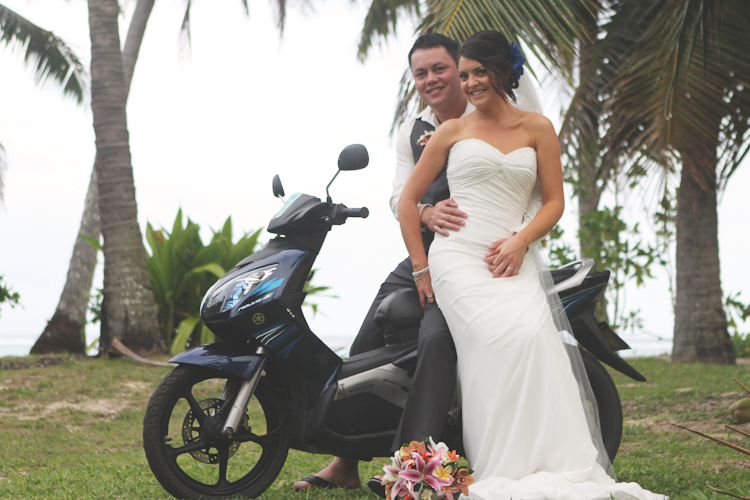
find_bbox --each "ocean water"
[0,336,35,357]
[0,332,671,359]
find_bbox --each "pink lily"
[444,485,461,500]
[398,453,453,496]
[383,450,404,483]
[383,450,413,500]
[427,437,450,462]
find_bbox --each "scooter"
[143,144,647,500]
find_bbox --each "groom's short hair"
[408,33,460,67]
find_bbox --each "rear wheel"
[580,349,623,462]
[143,365,288,499]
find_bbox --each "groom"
[293,33,541,492]
[292,33,472,493]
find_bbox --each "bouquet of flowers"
[381,438,474,500]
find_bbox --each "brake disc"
[181,398,242,464]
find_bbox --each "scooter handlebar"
[341,207,369,219]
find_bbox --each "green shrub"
[726,292,750,358]
[146,210,261,353]
[732,332,750,358]
[0,275,20,317]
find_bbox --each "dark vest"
[410,118,450,249]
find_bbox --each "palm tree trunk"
[672,157,735,364]
[574,5,608,321]
[30,168,99,354]
[88,0,165,356]
[122,0,155,93]
[31,0,156,355]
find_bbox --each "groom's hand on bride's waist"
[422,198,468,236]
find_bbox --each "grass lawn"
[0,355,748,499]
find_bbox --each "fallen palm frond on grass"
[673,375,750,500]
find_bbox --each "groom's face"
[410,47,463,113]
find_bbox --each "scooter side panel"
[169,343,264,380]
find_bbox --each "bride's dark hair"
[459,30,518,103]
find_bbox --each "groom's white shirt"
[389,104,544,235]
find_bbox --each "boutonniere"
[417,130,434,147]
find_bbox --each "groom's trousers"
[349,257,457,453]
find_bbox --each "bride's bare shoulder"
[431,117,467,144]
[521,111,555,135]
[440,116,468,132]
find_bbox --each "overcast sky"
[1,0,747,356]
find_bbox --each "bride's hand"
[415,273,435,310]
[485,235,528,278]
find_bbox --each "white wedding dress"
[428,139,666,500]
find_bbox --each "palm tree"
[87,0,167,355]
[0,4,87,202]
[31,0,156,355]
[606,0,750,364]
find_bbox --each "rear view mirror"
[272,174,285,199]
[338,144,369,171]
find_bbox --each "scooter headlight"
[202,264,279,315]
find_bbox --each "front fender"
[170,342,264,380]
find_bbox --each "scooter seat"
[374,288,423,329]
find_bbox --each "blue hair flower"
[509,43,525,86]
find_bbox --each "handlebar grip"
[342,207,369,219]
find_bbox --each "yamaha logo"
[252,313,265,325]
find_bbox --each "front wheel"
[143,365,289,499]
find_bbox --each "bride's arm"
[489,115,564,278]
[398,120,459,309]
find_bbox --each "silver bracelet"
[412,266,430,280]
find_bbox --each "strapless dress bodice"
[431,139,538,259]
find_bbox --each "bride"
[397,31,666,500]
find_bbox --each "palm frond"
[271,0,288,34]
[417,0,589,73]
[357,0,421,61]
[606,0,750,193]
[0,5,88,104]
[177,0,192,57]
[559,0,658,196]
[390,68,421,135]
